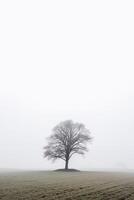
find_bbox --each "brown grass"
[0,171,134,199]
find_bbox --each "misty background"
[0,1,134,171]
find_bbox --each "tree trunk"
[65,159,69,170]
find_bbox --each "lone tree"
[44,120,92,170]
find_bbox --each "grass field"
[0,171,134,200]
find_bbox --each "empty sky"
[0,0,134,170]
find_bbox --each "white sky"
[0,0,134,171]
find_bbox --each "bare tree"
[44,120,92,170]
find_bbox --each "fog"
[0,1,134,171]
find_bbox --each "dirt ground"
[0,171,134,200]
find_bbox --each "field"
[0,171,134,200]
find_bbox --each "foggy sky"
[0,0,134,171]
